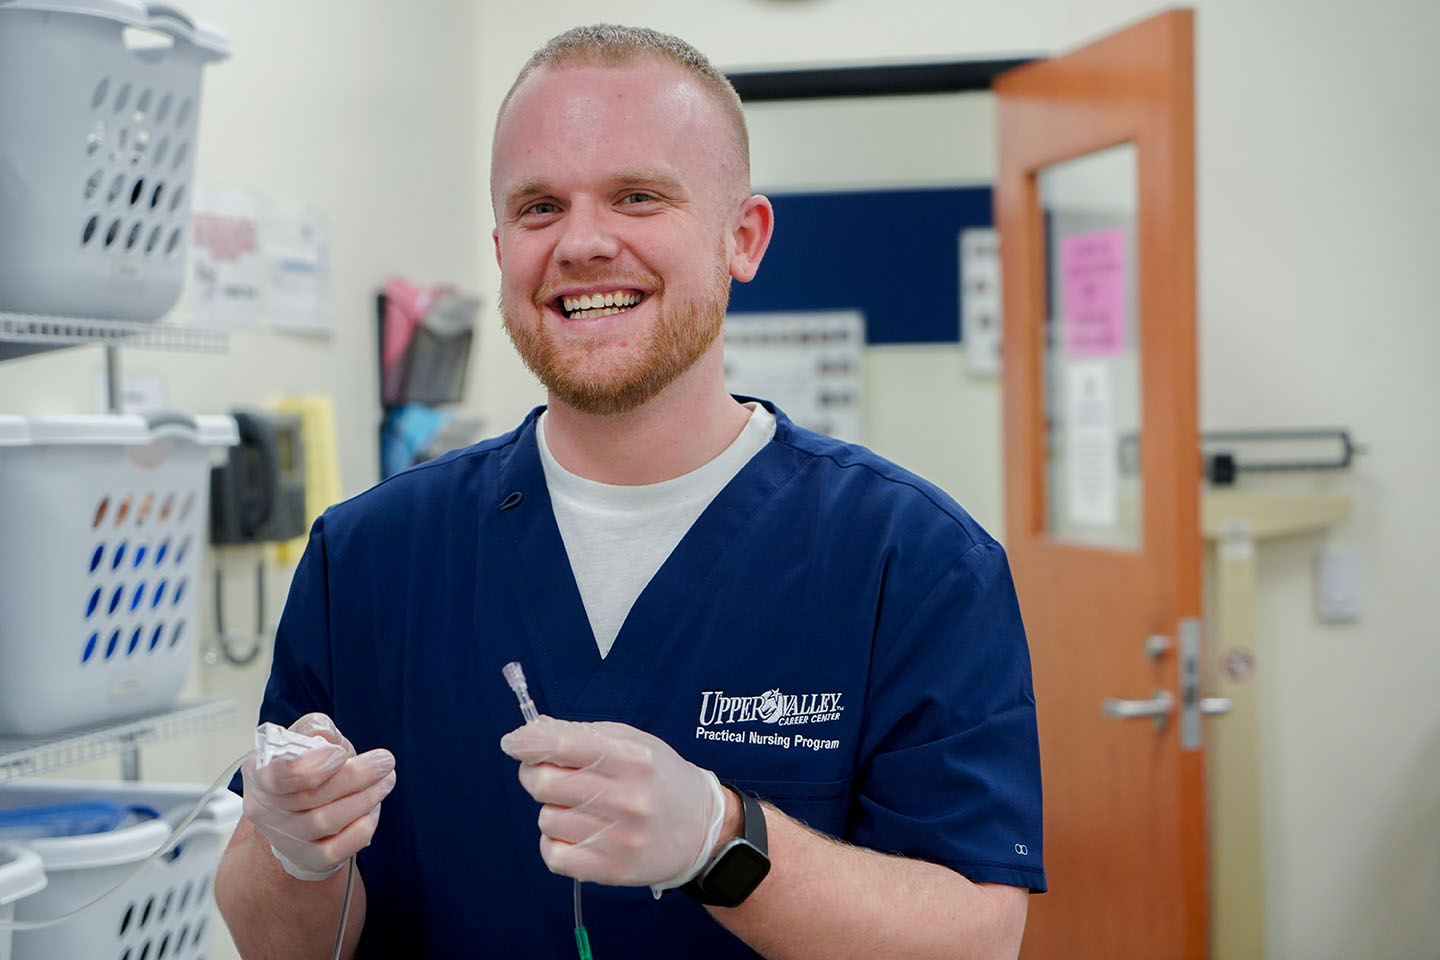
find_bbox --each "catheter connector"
[503,661,540,725]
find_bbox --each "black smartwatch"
[681,785,770,908]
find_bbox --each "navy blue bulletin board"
[726,186,993,344]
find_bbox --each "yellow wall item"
[269,395,342,567]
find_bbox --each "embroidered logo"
[694,688,845,751]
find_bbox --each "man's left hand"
[500,717,726,890]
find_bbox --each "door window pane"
[1039,143,1142,549]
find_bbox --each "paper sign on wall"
[961,227,1002,377]
[189,186,263,327]
[1060,228,1128,357]
[264,202,333,335]
[723,311,864,442]
[188,189,334,334]
[1065,360,1118,527]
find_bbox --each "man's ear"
[728,195,774,283]
[492,227,502,268]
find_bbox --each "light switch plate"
[1314,549,1362,622]
[94,371,166,414]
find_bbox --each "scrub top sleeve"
[228,516,338,795]
[852,539,1046,892]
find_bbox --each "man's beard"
[501,261,731,416]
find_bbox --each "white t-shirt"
[536,403,778,659]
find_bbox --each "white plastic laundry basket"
[0,0,229,321]
[0,412,237,735]
[0,780,241,960]
[0,844,46,960]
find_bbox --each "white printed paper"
[1065,360,1118,527]
[188,186,263,327]
[723,311,864,442]
[264,202,333,335]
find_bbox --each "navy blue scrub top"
[244,400,1045,958]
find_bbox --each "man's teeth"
[561,290,642,318]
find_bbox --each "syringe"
[502,661,540,724]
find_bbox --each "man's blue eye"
[622,193,653,204]
[525,202,558,215]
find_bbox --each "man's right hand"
[240,713,397,881]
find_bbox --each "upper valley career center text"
[694,688,845,751]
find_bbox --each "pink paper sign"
[1060,228,1129,357]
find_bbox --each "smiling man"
[215,25,1044,960]
[492,34,770,483]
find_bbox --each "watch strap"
[680,784,770,907]
[735,787,766,852]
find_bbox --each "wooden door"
[995,10,1206,959]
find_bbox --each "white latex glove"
[500,717,725,893]
[240,713,397,881]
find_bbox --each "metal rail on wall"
[0,700,236,783]
[1201,428,1366,485]
[0,311,229,413]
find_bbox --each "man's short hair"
[495,24,750,186]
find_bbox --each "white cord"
[0,748,252,931]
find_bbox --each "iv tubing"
[0,748,251,932]
[330,854,356,960]
[4,663,592,957]
[0,748,357,960]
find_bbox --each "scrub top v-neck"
[519,405,780,716]
[536,402,776,661]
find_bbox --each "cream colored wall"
[475,1,1440,958]
[1195,3,1440,957]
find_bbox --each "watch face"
[704,840,771,906]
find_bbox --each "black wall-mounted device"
[210,410,308,545]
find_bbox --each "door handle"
[1101,689,1173,730]
[1103,623,1235,746]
